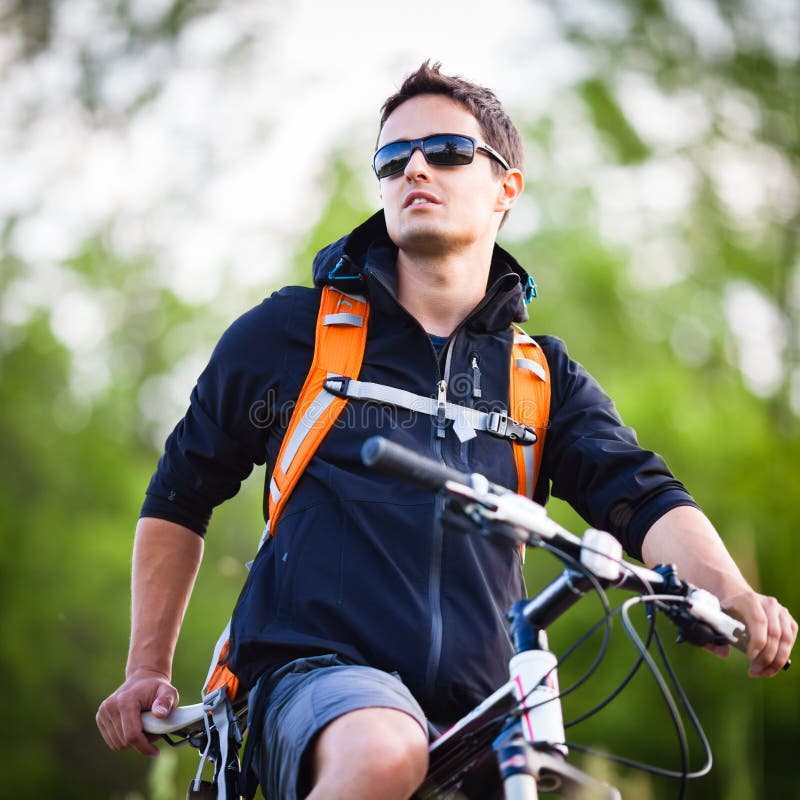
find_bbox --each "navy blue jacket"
[141,212,697,722]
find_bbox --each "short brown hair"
[378,61,524,178]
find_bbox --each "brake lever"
[441,487,527,549]
[656,602,736,649]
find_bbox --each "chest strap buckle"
[487,411,538,445]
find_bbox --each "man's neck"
[395,243,494,337]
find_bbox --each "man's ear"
[495,169,524,213]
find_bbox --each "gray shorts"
[246,654,427,800]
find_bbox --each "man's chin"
[391,223,464,256]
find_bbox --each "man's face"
[377,94,508,257]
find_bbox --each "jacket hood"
[311,210,535,325]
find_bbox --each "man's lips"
[403,191,441,209]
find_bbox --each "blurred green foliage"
[1,1,798,798]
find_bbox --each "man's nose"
[403,147,430,179]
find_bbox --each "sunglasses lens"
[424,135,474,166]
[373,135,477,178]
[374,142,412,179]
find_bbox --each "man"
[97,62,796,800]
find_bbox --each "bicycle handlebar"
[361,436,771,660]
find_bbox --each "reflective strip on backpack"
[279,390,339,473]
[269,477,281,504]
[323,313,364,327]
[515,357,548,382]
[521,437,535,498]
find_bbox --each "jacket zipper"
[424,334,457,698]
[361,270,450,697]
[435,379,447,439]
[363,268,506,697]
[470,353,482,400]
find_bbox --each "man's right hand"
[98,519,203,756]
[96,668,179,756]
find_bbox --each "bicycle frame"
[419,599,622,800]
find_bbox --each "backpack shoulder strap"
[267,285,370,535]
[509,326,551,498]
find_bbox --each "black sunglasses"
[373,133,511,180]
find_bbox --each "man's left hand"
[719,589,796,677]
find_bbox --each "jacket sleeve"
[139,294,291,535]
[533,336,698,560]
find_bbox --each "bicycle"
[142,435,789,799]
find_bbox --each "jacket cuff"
[625,493,700,562]
[139,493,211,537]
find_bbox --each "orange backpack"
[204,284,551,700]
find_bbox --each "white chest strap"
[323,376,538,446]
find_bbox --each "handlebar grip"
[688,589,748,646]
[688,590,791,670]
[361,436,472,492]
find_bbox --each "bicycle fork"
[496,603,620,800]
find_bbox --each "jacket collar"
[311,210,533,331]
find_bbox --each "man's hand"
[720,589,797,677]
[642,506,796,677]
[97,519,203,756]
[96,668,178,756]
